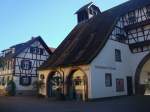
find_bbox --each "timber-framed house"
[0,36,52,95]
[38,0,150,101]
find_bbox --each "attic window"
[30,47,44,55]
[128,11,136,24]
[146,5,150,17]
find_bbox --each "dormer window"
[128,11,136,24]
[146,5,150,18]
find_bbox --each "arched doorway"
[135,52,150,95]
[66,69,88,101]
[47,71,63,98]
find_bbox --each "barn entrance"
[47,71,63,98]
[135,53,150,95]
[67,69,88,101]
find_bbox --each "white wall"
[90,39,150,99]
[13,76,37,91]
[14,40,50,91]
[90,40,133,99]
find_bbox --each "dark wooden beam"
[124,19,150,31]
[129,40,150,49]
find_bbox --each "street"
[0,96,150,112]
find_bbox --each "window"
[21,60,32,70]
[105,73,112,87]
[146,5,150,17]
[128,11,136,24]
[30,47,44,55]
[116,79,124,92]
[20,76,31,86]
[115,49,122,62]
[74,76,83,86]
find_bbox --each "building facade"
[0,36,52,95]
[38,0,150,101]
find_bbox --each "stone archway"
[46,71,63,98]
[66,68,88,101]
[135,52,150,95]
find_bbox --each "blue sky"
[0,0,128,51]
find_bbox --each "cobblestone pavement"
[0,96,150,112]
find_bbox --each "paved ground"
[0,96,150,112]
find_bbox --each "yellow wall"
[38,65,90,97]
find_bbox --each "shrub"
[5,80,16,96]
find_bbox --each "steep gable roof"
[39,0,150,70]
[1,36,52,60]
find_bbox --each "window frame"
[20,76,32,86]
[21,60,32,70]
[115,49,122,62]
[105,73,112,87]
[30,47,44,55]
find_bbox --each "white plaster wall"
[90,40,133,99]
[13,76,38,91]
[14,40,50,91]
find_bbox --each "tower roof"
[75,2,93,14]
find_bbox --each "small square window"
[115,49,122,62]
[30,47,44,55]
[116,79,124,92]
[105,73,112,87]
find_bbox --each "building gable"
[39,0,150,70]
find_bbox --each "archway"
[47,71,63,98]
[135,52,150,95]
[66,69,88,101]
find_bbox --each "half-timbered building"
[38,0,150,101]
[0,36,52,95]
